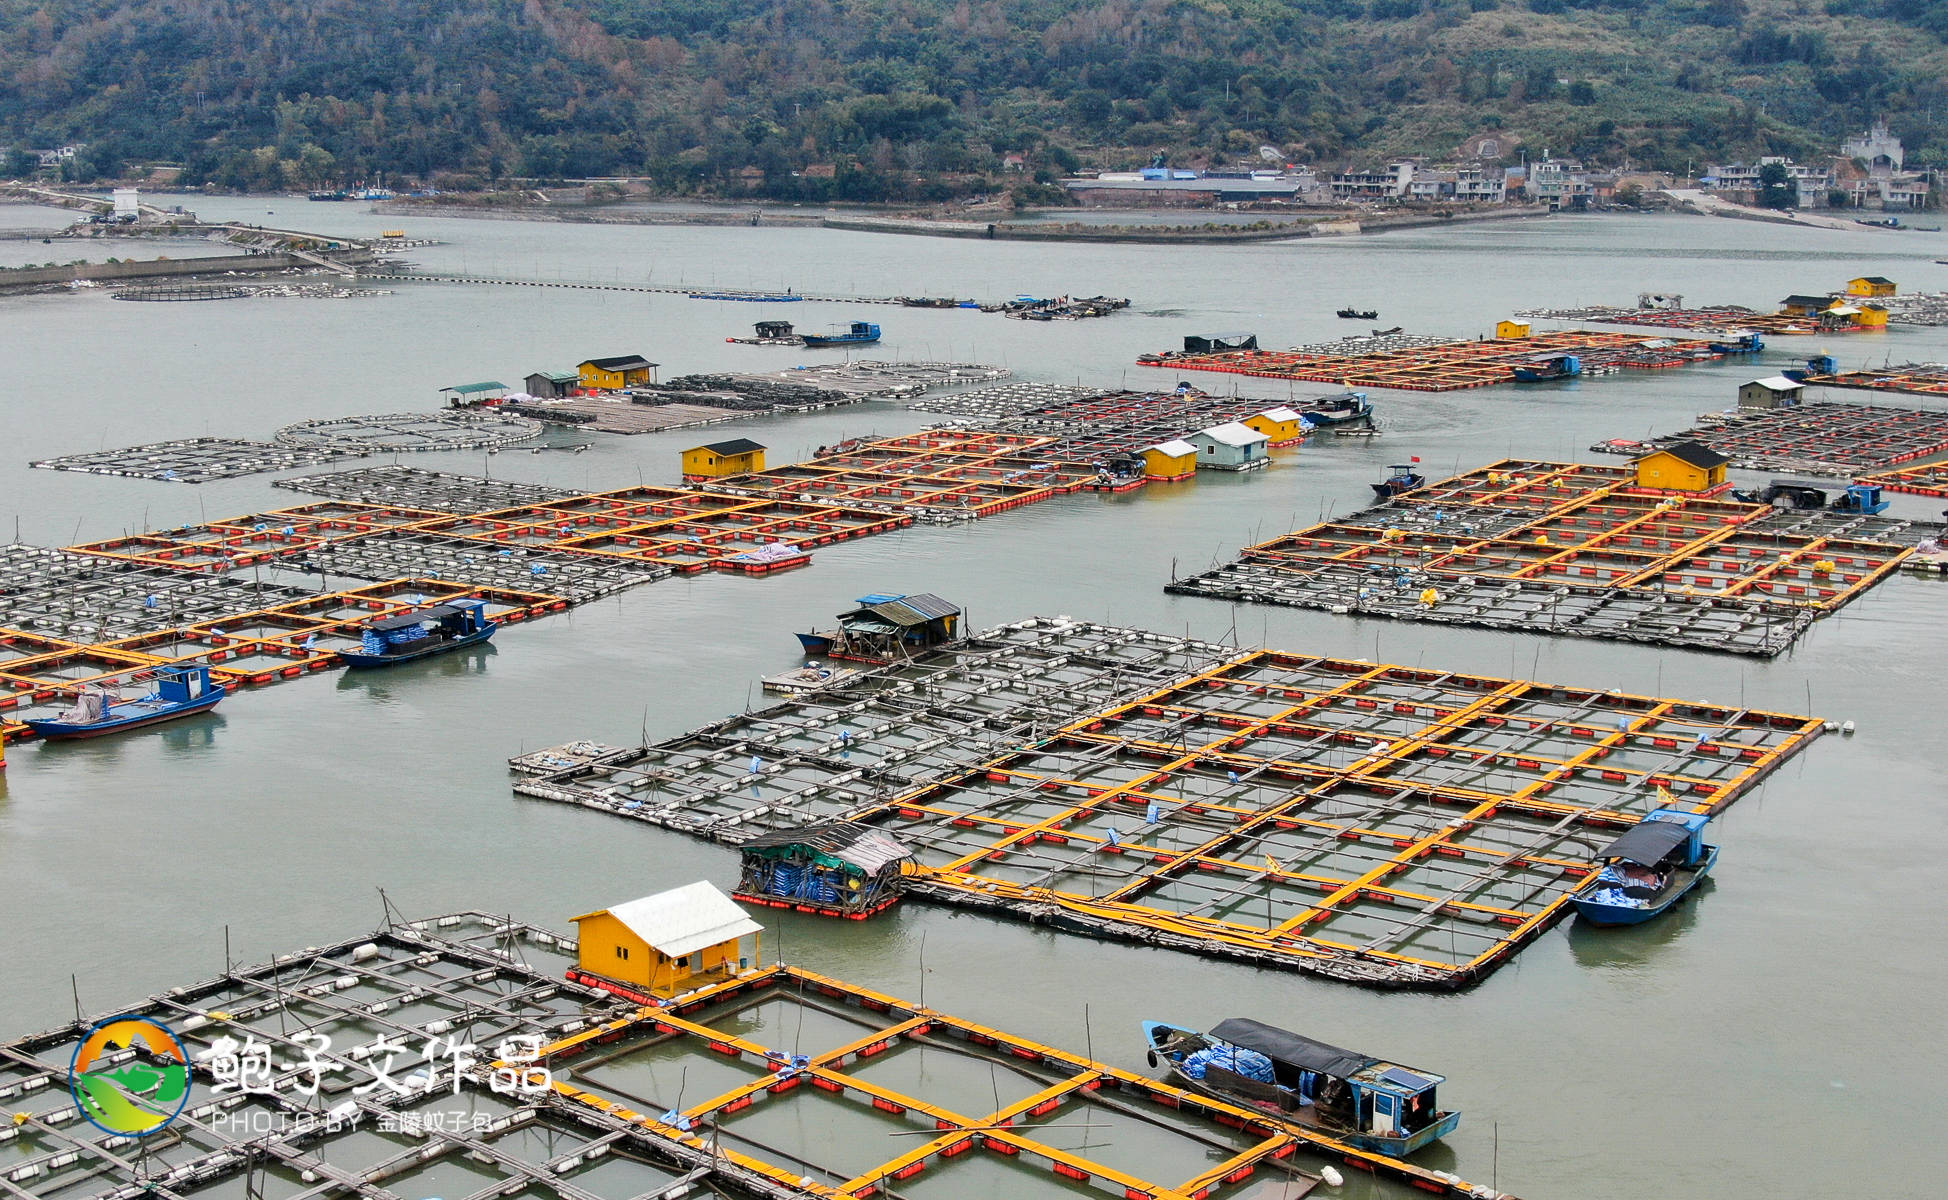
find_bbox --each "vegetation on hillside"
[2,0,1944,199]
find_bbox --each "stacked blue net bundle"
[390,624,430,644]
[768,863,803,898]
[1181,1044,1275,1083]
[360,631,387,655]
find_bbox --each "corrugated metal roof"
[698,438,766,455]
[443,381,506,394]
[576,882,762,958]
[1257,407,1303,422]
[890,592,960,619]
[1747,376,1802,391]
[1149,439,1197,457]
[1194,422,1270,448]
[741,821,914,873]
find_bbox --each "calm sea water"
[2,198,1945,1199]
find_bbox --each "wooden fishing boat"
[1142,1018,1460,1157]
[797,593,961,662]
[799,320,880,348]
[1572,808,1717,926]
[1511,353,1581,382]
[1296,390,1373,428]
[340,600,496,667]
[25,665,225,740]
[1370,462,1425,498]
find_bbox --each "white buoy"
[1320,1165,1345,1187]
[1841,720,1856,735]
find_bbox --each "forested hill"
[3,0,1945,199]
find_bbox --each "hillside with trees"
[3,0,1945,200]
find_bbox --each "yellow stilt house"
[578,355,658,390]
[681,439,767,480]
[1141,439,1198,481]
[571,882,763,1000]
[1630,441,1731,494]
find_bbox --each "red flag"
[1410,456,1421,462]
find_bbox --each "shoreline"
[374,199,1555,242]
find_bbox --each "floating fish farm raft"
[1511,304,1871,336]
[0,910,1514,1200]
[31,439,348,484]
[510,364,1013,436]
[273,412,545,454]
[916,386,1339,464]
[0,423,1191,741]
[1589,402,1948,477]
[1859,459,1948,499]
[273,467,578,514]
[514,616,1822,991]
[1166,460,1920,657]
[1139,331,1743,392]
[1803,362,1948,399]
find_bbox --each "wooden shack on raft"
[734,821,914,918]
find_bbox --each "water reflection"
[333,643,499,695]
[1565,877,1712,971]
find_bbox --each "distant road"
[1662,188,1881,232]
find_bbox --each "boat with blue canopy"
[1572,808,1717,925]
[341,600,496,668]
[25,665,225,740]
[1142,1017,1459,1156]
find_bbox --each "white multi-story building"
[1701,157,1834,208]
[1843,121,1904,174]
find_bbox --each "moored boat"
[1297,390,1373,428]
[797,593,962,662]
[799,320,881,348]
[1573,808,1717,926]
[1511,353,1581,382]
[1370,461,1425,498]
[1142,1018,1459,1156]
[25,665,225,740]
[340,600,496,667]
[1336,306,1379,320]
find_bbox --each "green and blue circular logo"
[69,1016,191,1136]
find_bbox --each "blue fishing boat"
[1707,332,1764,355]
[1142,1018,1459,1157]
[1572,808,1717,926]
[1370,462,1425,499]
[25,665,225,740]
[340,600,496,668]
[798,320,880,348]
[1511,353,1581,382]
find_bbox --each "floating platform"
[922,387,1331,466]
[1803,362,1948,399]
[273,410,544,453]
[1140,331,1740,392]
[1589,402,1948,477]
[509,739,626,774]
[0,417,1226,742]
[274,465,579,513]
[507,396,753,435]
[0,910,1510,1200]
[910,382,1114,420]
[1514,303,1871,336]
[1860,459,1948,499]
[30,437,347,484]
[514,616,1822,990]
[1166,459,1918,657]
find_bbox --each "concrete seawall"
[0,249,373,290]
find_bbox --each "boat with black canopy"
[1141,1017,1460,1156]
[1572,808,1717,925]
[340,600,497,667]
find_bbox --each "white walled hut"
[1187,422,1271,471]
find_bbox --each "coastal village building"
[1739,376,1805,410]
[571,882,762,1000]
[578,355,657,389]
[681,438,766,479]
[1525,158,1595,209]
[1631,442,1731,493]
[523,370,579,399]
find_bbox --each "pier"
[513,616,1822,990]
